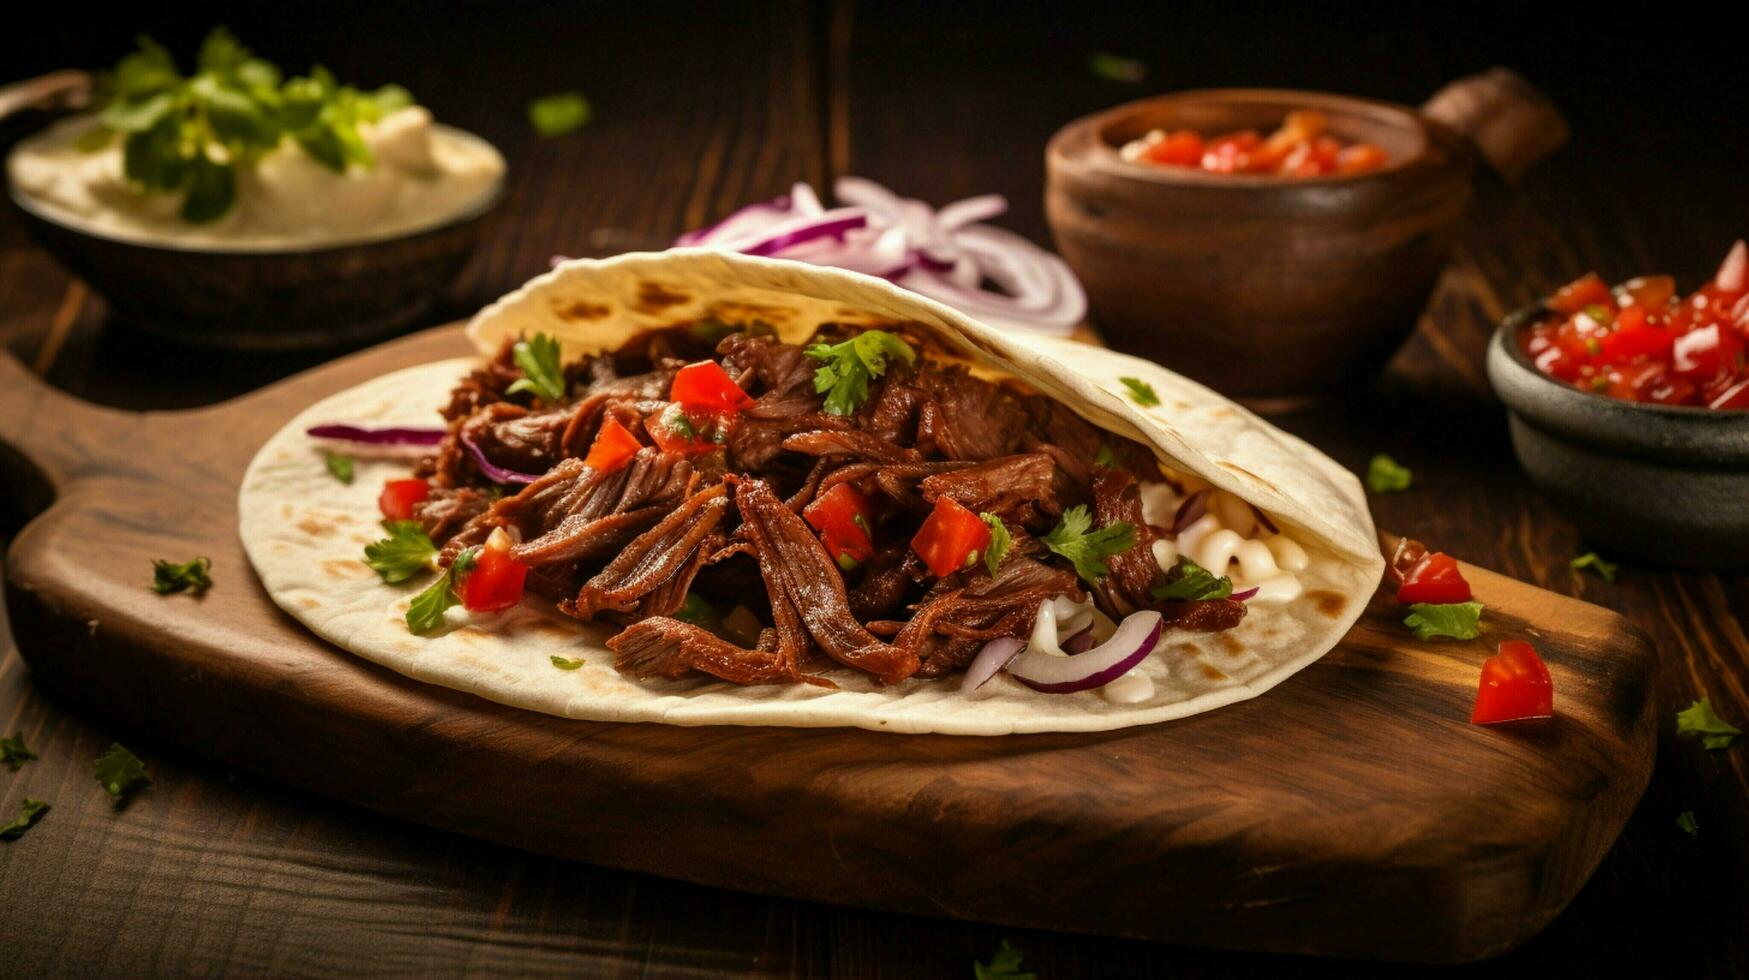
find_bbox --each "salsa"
[1118,109,1388,178]
[1520,241,1749,410]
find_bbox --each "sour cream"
[1139,481,1308,602]
[7,108,504,251]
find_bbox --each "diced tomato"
[378,479,431,521]
[583,417,642,473]
[669,360,752,414]
[1672,323,1744,381]
[460,535,528,613]
[1395,551,1473,605]
[1140,129,1205,167]
[910,496,991,578]
[646,403,727,456]
[1596,308,1674,363]
[803,483,876,570]
[1547,273,1615,317]
[1200,130,1261,173]
[1616,274,1675,310]
[1471,640,1554,725]
[1709,377,1749,410]
[1335,143,1389,174]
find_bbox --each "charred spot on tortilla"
[322,559,372,580]
[1310,590,1347,618]
[551,298,611,321]
[1200,663,1228,681]
[1218,633,1244,655]
[633,280,690,312]
[296,517,337,538]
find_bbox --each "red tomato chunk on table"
[1472,640,1554,725]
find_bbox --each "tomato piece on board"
[1547,273,1615,317]
[1471,640,1554,725]
[1395,551,1473,605]
[910,496,991,578]
[460,537,528,613]
[583,416,643,473]
[646,403,727,456]
[378,478,431,521]
[669,360,753,414]
[803,483,876,570]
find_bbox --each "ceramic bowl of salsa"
[1046,69,1566,406]
[1486,245,1749,570]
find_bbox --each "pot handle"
[0,70,92,126]
[1421,67,1567,184]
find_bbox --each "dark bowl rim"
[1057,86,1431,189]
[5,123,505,258]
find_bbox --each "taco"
[240,250,1382,735]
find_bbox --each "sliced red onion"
[461,432,541,485]
[1006,611,1163,694]
[743,212,868,257]
[306,424,445,446]
[1230,586,1260,601]
[1250,504,1279,536]
[960,637,1024,692]
[1062,624,1097,654]
[1170,489,1211,534]
[1716,239,1747,293]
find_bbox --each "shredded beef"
[610,617,807,685]
[913,367,1030,461]
[414,487,492,545]
[571,484,729,618]
[919,453,1060,529]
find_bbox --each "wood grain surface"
[2,3,1746,977]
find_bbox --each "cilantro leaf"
[550,655,585,671]
[1151,556,1234,601]
[1093,443,1117,469]
[1089,51,1148,84]
[363,521,439,584]
[506,333,567,403]
[528,91,592,138]
[1118,377,1160,407]
[805,331,917,416]
[979,513,1012,577]
[94,743,151,801]
[1675,810,1699,837]
[1,733,36,771]
[672,592,721,630]
[406,547,478,635]
[1675,698,1741,750]
[974,940,1036,980]
[151,557,212,595]
[1403,601,1483,640]
[1569,551,1618,583]
[0,799,49,842]
[1041,505,1136,585]
[1366,454,1412,494]
[323,450,355,484]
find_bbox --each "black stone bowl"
[8,161,501,352]
[1487,304,1749,570]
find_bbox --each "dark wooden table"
[2,4,1744,976]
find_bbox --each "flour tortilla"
[240,250,1382,735]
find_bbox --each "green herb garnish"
[88,28,414,223]
[805,330,917,416]
[672,592,721,630]
[94,743,151,802]
[1676,698,1741,750]
[550,655,585,671]
[1093,443,1118,469]
[364,521,439,584]
[1041,505,1136,586]
[979,513,1012,577]
[1569,551,1618,583]
[1402,601,1483,640]
[151,556,212,595]
[1151,556,1234,602]
[974,939,1036,980]
[1089,51,1148,84]
[1,733,36,771]
[1118,376,1160,407]
[1365,453,1412,494]
[323,450,355,484]
[0,799,49,842]
[528,91,591,137]
[506,333,567,403]
[1675,810,1699,837]
[405,547,479,635]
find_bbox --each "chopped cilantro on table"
[1,733,36,771]
[323,450,355,484]
[151,557,212,596]
[1042,505,1135,586]
[1675,810,1699,837]
[1569,551,1618,583]
[550,655,585,671]
[527,91,592,138]
[973,939,1036,980]
[507,333,567,403]
[0,799,49,842]
[1089,50,1148,84]
[1151,556,1234,602]
[805,330,917,416]
[1675,698,1741,750]
[364,521,439,583]
[1402,601,1483,641]
[1118,376,1160,407]
[94,743,151,802]
[1365,454,1412,494]
[979,513,1012,577]
[405,547,479,635]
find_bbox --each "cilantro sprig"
[151,557,212,595]
[323,450,355,484]
[507,333,567,403]
[974,940,1036,980]
[1569,552,1618,583]
[0,799,49,842]
[406,547,479,635]
[1151,556,1233,602]
[364,521,440,583]
[1403,601,1483,640]
[1118,377,1160,407]
[979,513,1012,577]
[550,655,585,671]
[94,743,151,802]
[1366,454,1412,494]
[84,28,414,223]
[1675,811,1699,837]
[1041,505,1135,586]
[805,330,917,416]
[1675,698,1741,750]
[1,733,36,772]
[528,91,591,137]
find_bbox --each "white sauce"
[1101,671,1155,704]
[1139,481,1308,603]
[7,108,504,250]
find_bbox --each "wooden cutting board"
[0,327,1654,964]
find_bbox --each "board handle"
[1421,67,1568,184]
[0,350,130,495]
